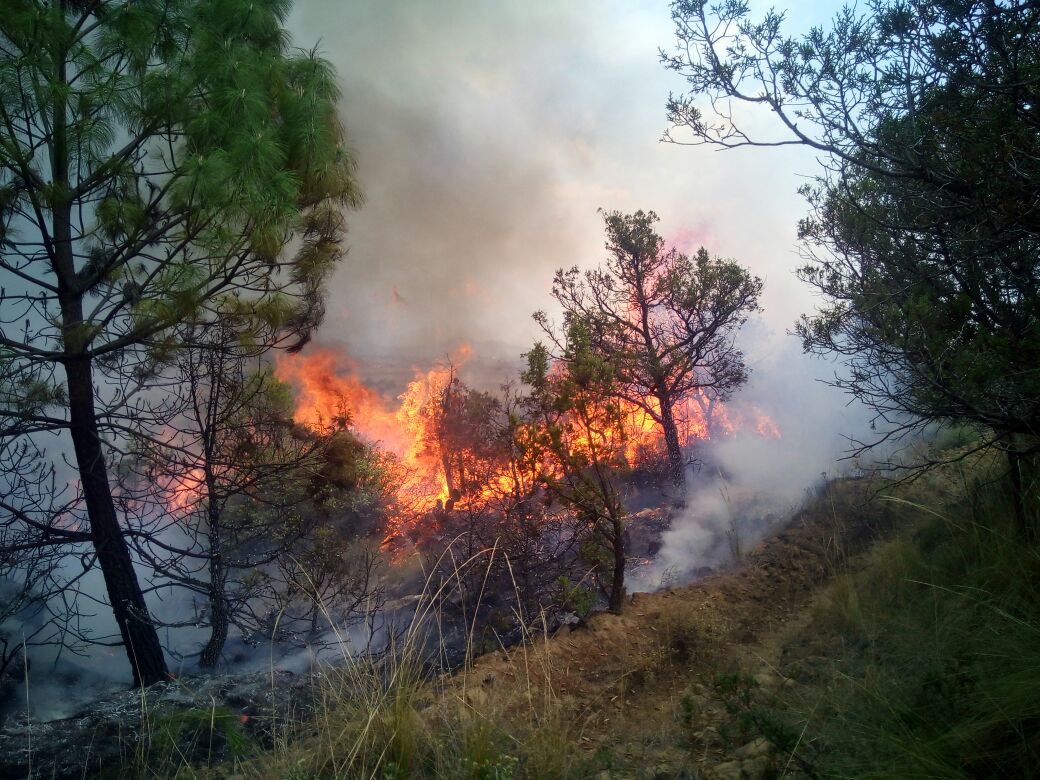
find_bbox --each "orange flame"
[274,349,400,442]
[754,413,782,439]
[274,348,781,530]
[165,466,206,513]
[274,348,474,516]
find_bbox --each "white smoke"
[630,328,875,591]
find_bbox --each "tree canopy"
[663,0,1040,476]
[0,0,360,684]
[537,210,761,488]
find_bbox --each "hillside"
[235,450,1037,779]
[6,449,1036,779]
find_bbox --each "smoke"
[287,2,604,359]
[630,326,876,591]
[285,1,821,365]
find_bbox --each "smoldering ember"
[2,1,1038,778]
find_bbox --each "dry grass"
[128,472,913,779]
[187,546,595,780]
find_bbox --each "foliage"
[146,706,255,770]
[117,321,369,666]
[711,673,819,778]
[421,375,508,506]
[663,0,1040,470]
[0,0,360,683]
[270,527,382,649]
[737,458,1040,777]
[108,451,1033,780]
[212,612,587,780]
[555,575,595,619]
[0,436,89,681]
[520,330,629,612]
[536,209,761,487]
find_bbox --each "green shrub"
[147,705,254,771]
[556,575,595,618]
[782,469,1040,778]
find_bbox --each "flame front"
[274,349,401,443]
[275,348,781,524]
[274,349,462,514]
[167,467,206,512]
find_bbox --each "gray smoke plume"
[286,1,826,365]
[630,329,876,591]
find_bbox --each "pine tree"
[0,0,360,685]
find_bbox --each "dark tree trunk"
[199,518,227,667]
[308,601,321,641]
[657,392,686,489]
[199,480,228,667]
[199,587,228,668]
[1007,444,1036,539]
[64,356,169,687]
[608,514,626,614]
[50,45,166,686]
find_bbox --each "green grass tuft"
[780,459,1040,778]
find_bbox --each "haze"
[287,0,840,367]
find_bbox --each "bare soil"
[443,477,898,778]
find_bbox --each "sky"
[286,0,844,367]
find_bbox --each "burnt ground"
[0,669,320,779]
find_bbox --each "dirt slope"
[442,477,895,778]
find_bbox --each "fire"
[274,349,400,442]
[754,413,782,439]
[168,467,206,512]
[615,389,755,462]
[274,348,469,517]
[389,360,457,507]
[620,398,660,463]
[274,347,782,528]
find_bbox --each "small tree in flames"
[536,210,762,489]
[521,334,629,613]
[421,373,506,509]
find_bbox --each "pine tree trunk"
[64,356,169,687]
[657,392,686,489]
[1007,444,1036,539]
[199,583,229,668]
[309,601,321,642]
[49,43,166,687]
[199,540,228,667]
[608,514,626,614]
[199,477,228,667]
[441,449,457,502]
